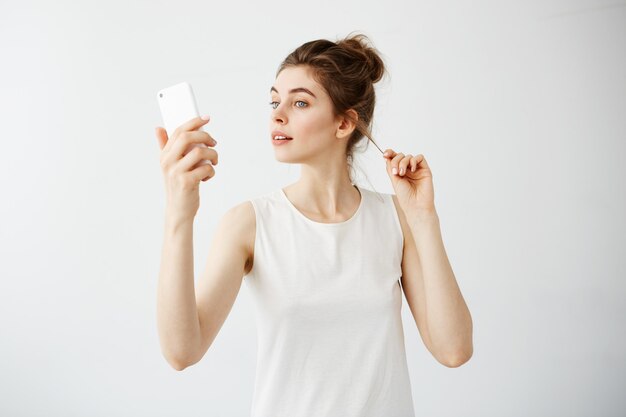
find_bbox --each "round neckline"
[279,184,364,226]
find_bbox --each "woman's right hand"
[155,115,219,222]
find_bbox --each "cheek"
[296,110,334,140]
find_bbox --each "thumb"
[385,157,393,176]
[155,127,168,150]
[385,157,399,183]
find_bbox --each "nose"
[271,103,286,123]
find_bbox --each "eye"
[268,100,308,110]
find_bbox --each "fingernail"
[392,167,398,175]
[201,114,210,120]
[400,168,405,175]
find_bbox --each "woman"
[155,33,473,417]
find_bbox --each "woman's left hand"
[383,149,436,213]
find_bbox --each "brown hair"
[276,32,388,183]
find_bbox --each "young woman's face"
[269,66,341,163]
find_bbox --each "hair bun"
[336,33,386,84]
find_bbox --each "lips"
[271,130,293,140]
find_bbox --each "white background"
[1,1,624,416]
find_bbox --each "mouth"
[272,136,292,146]
[272,135,293,141]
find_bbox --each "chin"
[274,154,299,163]
[274,150,307,164]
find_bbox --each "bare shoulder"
[224,200,256,275]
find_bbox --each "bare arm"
[156,215,201,371]
[154,115,227,371]
[394,193,473,367]
[407,209,473,367]
[156,202,254,371]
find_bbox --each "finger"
[169,115,211,148]
[171,130,217,159]
[383,149,396,159]
[155,127,168,150]
[161,130,216,169]
[177,146,219,173]
[398,154,413,176]
[416,154,429,169]
[189,161,216,183]
[390,153,405,175]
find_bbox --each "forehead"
[272,66,320,94]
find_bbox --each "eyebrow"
[270,86,317,98]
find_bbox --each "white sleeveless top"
[244,185,415,417]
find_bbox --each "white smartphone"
[156,81,211,166]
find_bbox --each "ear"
[335,109,358,140]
